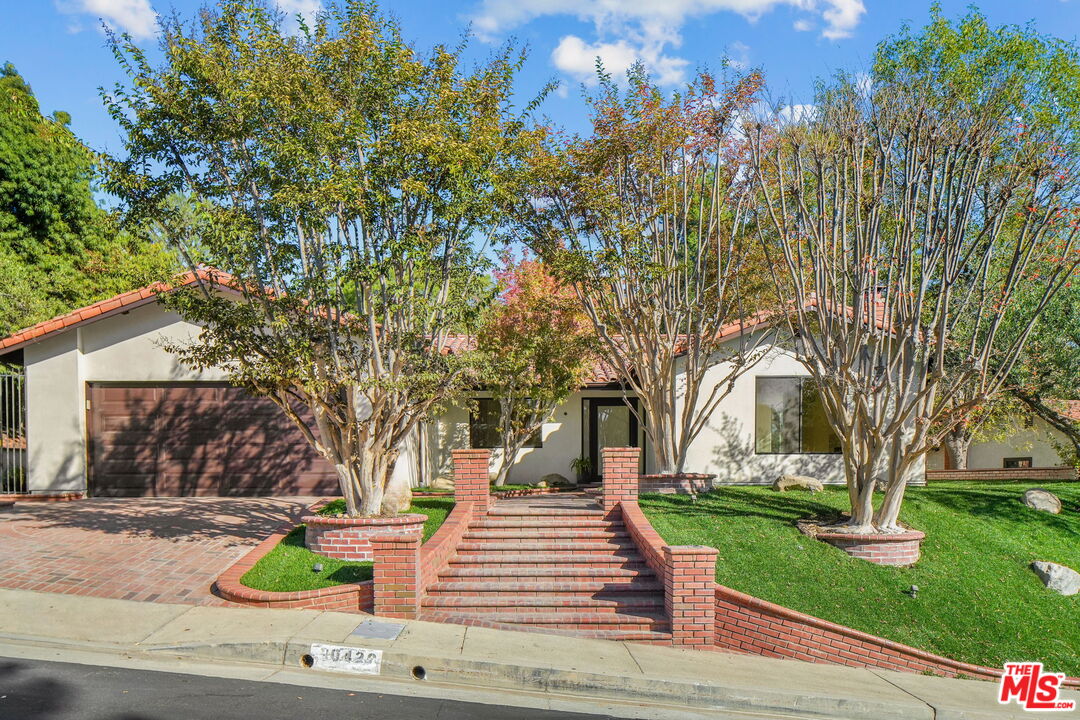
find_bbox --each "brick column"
[663,544,718,647]
[452,449,491,512]
[601,447,640,512]
[371,533,421,619]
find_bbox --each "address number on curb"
[309,643,383,675]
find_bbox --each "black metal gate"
[1,371,26,494]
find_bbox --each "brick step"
[427,578,662,594]
[451,544,635,557]
[419,612,673,642]
[436,565,655,579]
[472,518,618,530]
[485,509,606,519]
[422,594,664,610]
[421,609,669,631]
[426,579,663,594]
[447,553,645,567]
[463,529,631,541]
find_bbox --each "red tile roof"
[0,269,232,355]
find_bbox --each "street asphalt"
[0,656,621,720]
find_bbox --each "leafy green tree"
[519,66,770,475]
[104,1,540,516]
[749,7,1080,532]
[476,256,594,486]
[0,63,175,338]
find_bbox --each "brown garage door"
[88,383,339,497]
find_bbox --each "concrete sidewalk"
[0,589,1070,720]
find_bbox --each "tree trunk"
[381,454,412,514]
[943,430,971,470]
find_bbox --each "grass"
[639,482,1080,676]
[240,497,454,593]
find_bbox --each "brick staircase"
[421,494,671,641]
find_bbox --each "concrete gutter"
[0,589,1069,720]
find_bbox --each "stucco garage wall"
[24,301,419,494]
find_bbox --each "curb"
[139,636,931,720]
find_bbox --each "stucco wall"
[428,389,647,485]
[680,345,850,485]
[424,342,887,486]
[925,417,1069,470]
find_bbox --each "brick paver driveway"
[0,498,317,605]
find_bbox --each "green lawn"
[639,482,1080,676]
[240,497,453,593]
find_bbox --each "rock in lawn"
[539,473,570,487]
[1022,489,1062,514]
[773,474,824,494]
[1031,561,1080,596]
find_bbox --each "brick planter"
[814,528,925,566]
[640,473,715,495]
[304,513,427,561]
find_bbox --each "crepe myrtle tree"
[517,65,772,476]
[476,255,594,486]
[103,0,541,516]
[748,9,1080,532]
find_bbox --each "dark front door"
[87,383,339,497]
[586,397,638,481]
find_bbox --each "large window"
[755,378,841,454]
[469,398,542,449]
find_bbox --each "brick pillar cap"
[452,449,491,456]
[664,544,719,556]
[601,447,641,455]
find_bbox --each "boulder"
[1023,489,1061,514]
[539,473,570,487]
[772,474,824,494]
[535,480,548,488]
[1031,561,1080,596]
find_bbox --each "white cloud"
[793,18,813,32]
[777,103,816,123]
[276,0,321,26]
[820,0,864,40]
[55,0,158,40]
[472,0,865,86]
[56,0,322,41]
[725,40,750,70]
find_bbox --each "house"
[0,275,935,497]
[924,407,1078,479]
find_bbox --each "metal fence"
[1,371,27,494]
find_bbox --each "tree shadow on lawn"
[640,486,845,526]
[276,527,373,585]
[910,485,1079,539]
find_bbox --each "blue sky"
[4,0,1080,157]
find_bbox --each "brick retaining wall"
[714,585,1080,687]
[640,473,715,495]
[926,467,1077,482]
[214,530,373,613]
[304,513,426,561]
[814,529,924,566]
[419,501,475,592]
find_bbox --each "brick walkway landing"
[422,493,671,641]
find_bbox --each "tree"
[749,8,1080,532]
[104,0,540,516]
[1005,283,1080,465]
[476,256,594,486]
[519,66,770,475]
[0,63,175,337]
